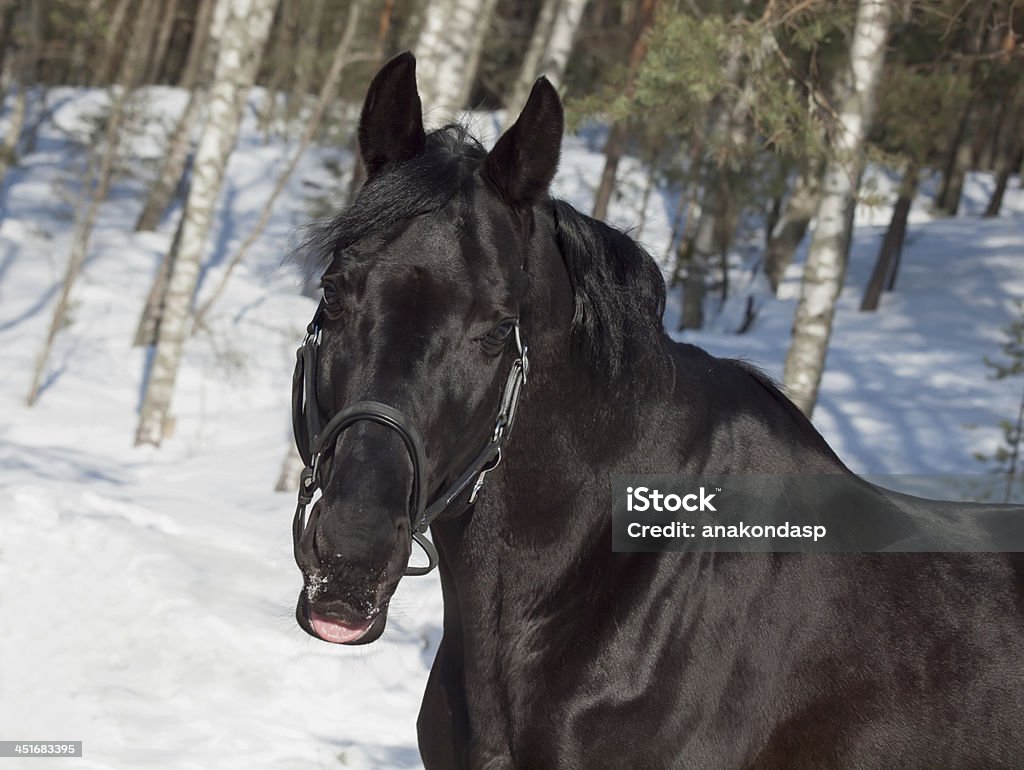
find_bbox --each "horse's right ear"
[483,77,563,206]
[358,52,426,178]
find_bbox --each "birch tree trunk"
[191,0,366,333]
[985,150,1016,218]
[462,0,499,107]
[506,0,559,119]
[934,3,1004,215]
[258,0,299,142]
[984,97,1022,218]
[134,215,184,346]
[935,102,973,217]
[285,0,325,128]
[591,0,656,221]
[0,82,27,186]
[0,1,20,90]
[0,1,37,188]
[860,162,917,310]
[26,0,156,405]
[415,0,497,121]
[135,0,229,232]
[94,0,133,86]
[506,0,588,119]
[146,0,181,83]
[179,0,216,89]
[763,158,824,294]
[68,0,104,84]
[782,0,892,417]
[135,0,278,446]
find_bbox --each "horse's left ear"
[483,78,563,206]
[358,52,427,178]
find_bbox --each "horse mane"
[299,124,668,378]
[729,358,845,462]
[547,200,667,378]
[729,359,794,414]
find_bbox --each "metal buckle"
[491,415,507,443]
[513,326,529,382]
[469,449,502,504]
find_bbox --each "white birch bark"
[191,0,366,333]
[542,0,587,90]
[763,158,824,294]
[134,0,230,349]
[27,0,157,405]
[135,0,278,446]
[135,0,229,232]
[414,0,453,121]
[506,0,588,120]
[782,0,892,416]
[415,0,495,122]
[0,82,27,185]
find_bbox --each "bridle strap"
[291,305,528,577]
[418,441,500,531]
[312,400,429,519]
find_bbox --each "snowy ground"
[1,88,1022,769]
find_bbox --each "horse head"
[291,52,567,644]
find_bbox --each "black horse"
[291,53,1024,768]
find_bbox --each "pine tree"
[976,303,1024,503]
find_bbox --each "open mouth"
[309,611,376,644]
[297,592,390,645]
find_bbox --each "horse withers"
[290,52,1024,768]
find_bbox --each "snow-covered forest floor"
[1,88,1022,769]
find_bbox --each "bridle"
[291,300,529,576]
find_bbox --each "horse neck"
[431,334,847,589]
[432,333,681,583]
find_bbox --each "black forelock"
[297,124,486,279]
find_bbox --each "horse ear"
[483,77,563,206]
[358,52,426,177]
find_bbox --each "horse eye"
[321,281,340,309]
[486,320,516,345]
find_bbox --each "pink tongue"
[310,612,373,644]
